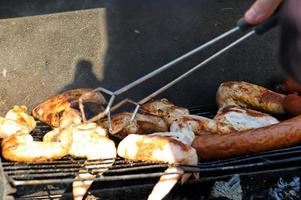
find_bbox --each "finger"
[245,0,282,24]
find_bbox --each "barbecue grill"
[0,0,295,200]
[2,105,301,199]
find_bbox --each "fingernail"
[245,9,257,22]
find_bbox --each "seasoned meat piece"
[118,133,198,200]
[216,81,285,114]
[32,88,105,127]
[1,109,76,163]
[99,112,168,139]
[192,114,301,160]
[5,105,36,131]
[0,105,36,138]
[175,115,217,135]
[174,106,278,135]
[213,105,279,134]
[283,93,301,116]
[44,122,115,200]
[278,75,301,94]
[140,99,189,125]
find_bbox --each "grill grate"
[2,104,301,189]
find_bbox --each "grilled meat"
[32,88,105,127]
[140,99,189,125]
[1,109,76,162]
[216,81,285,114]
[72,135,116,200]
[213,105,279,134]
[5,105,36,131]
[175,106,278,135]
[98,99,190,138]
[99,112,168,139]
[175,115,217,135]
[278,75,301,94]
[192,114,301,160]
[43,118,115,200]
[283,93,301,116]
[117,128,198,200]
[0,105,36,139]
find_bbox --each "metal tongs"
[79,7,282,130]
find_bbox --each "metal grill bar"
[198,146,301,168]
[15,166,301,200]
[11,172,181,186]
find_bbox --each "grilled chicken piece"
[99,112,168,139]
[0,118,27,139]
[117,128,198,200]
[32,88,105,127]
[140,99,189,125]
[213,105,279,134]
[99,99,188,139]
[175,106,279,135]
[216,81,286,114]
[44,121,116,200]
[0,106,36,139]
[175,115,217,135]
[1,109,76,163]
[5,105,36,131]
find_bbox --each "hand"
[245,0,282,24]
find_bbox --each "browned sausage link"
[281,75,301,94]
[283,94,301,116]
[192,115,301,160]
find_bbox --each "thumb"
[245,0,282,24]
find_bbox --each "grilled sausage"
[192,115,301,160]
[279,76,301,94]
[283,93,301,116]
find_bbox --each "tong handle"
[237,4,282,35]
